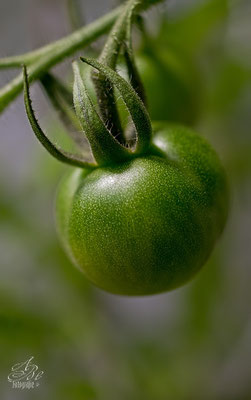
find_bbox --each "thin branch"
[0,5,123,113]
[0,0,165,114]
[0,6,123,70]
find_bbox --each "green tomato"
[136,48,200,125]
[55,124,229,295]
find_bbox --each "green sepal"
[73,61,131,166]
[81,57,152,154]
[23,65,96,169]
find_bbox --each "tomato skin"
[55,125,229,295]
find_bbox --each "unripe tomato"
[55,124,229,295]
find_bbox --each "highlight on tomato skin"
[55,124,229,296]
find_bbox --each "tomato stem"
[0,0,164,114]
[0,6,123,113]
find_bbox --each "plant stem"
[0,6,123,70]
[0,5,123,113]
[0,0,164,114]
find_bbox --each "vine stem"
[0,0,164,114]
[0,6,123,70]
[0,5,123,113]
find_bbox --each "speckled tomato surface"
[55,124,229,295]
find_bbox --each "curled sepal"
[23,65,96,170]
[81,57,152,154]
[73,61,131,166]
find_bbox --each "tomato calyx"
[22,0,155,170]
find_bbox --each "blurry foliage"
[135,0,230,124]
[0,0,251,399]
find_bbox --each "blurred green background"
[0,0,251,399]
